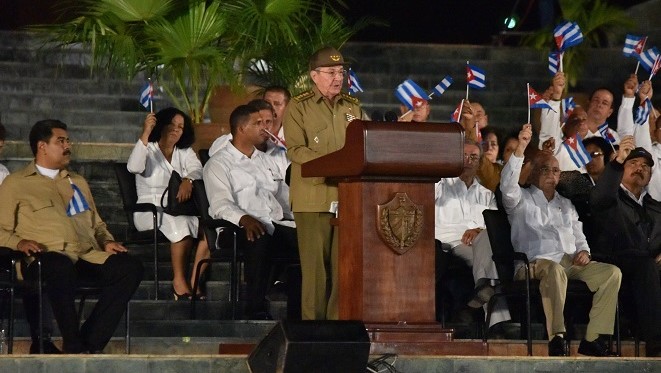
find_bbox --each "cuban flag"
[634,98,653,126]
[466,64,486,89]
[652,55,661,79]
[562,134,592,168]
[347,68,364,95]
[432,75,453,97]
[562,96,576,122]
[139,81,153,109]
[67,180,90,217]
[597,122,616,144]
[637,47,660,73]
[395,79,429,110]
[553,21,583,52]
[548,52,561,75]
[623,34,646,57]
[450,100,464,122]
[528,85,555,111]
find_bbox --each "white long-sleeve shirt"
[500,154,590,263]
[203,142,293,235]
[126,140,203,206]
[434,177,496,247]
[616,96,661,201]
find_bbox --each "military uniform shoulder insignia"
[292,90,314,102]
[340,92,360,105]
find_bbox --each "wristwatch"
[182,177,193,184]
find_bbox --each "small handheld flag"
[347,68,364,94]
[650,55,661,80]
[562,134,592,169]
[395,79,429,110]
[548,52,561,75]
[67,178,90,217]
[637,47,660,73]
[527,83,555,124]
[450,100,464,122]
[623,34,647,57]
[597,122,617,153]
[634,98,653,126]
[553,21,584,52]
[432,75,453,97]
[466,64,486,90]
[528,85,554,111]
[562,97,576,122]
[139,81,153,112]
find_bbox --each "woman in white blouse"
[127,108,209,300]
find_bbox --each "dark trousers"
[615,255,661,343]
[23,252,143,352]
[435,240,474,322]
[239,223,299,317]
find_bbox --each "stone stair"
[0,30,644,355]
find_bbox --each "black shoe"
[578,338,616,357]
[467,283,495,308]
[29,340,62,354]
[548,335,569,356]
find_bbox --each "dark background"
[0,0,651,44]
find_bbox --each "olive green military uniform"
[284,85,363,320]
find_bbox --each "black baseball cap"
[624,147,655,167]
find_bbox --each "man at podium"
[283,46,364,320]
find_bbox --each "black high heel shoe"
[172,287,191,301]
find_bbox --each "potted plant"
[32,0,373,124]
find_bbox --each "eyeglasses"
[315,69,347,78]
[464,154,480,163]
[539,166,561,175]
[590,151,604,157]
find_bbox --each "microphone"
[370,110,384,121]
[384,111,399,122]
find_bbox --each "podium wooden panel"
[302,120,464,324]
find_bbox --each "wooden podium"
[301,120,478,354]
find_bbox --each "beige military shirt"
[0,161,113,264]
[283,86,363,212]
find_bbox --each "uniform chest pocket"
[29,199,56,213]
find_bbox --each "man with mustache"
[591,135,661,357]
[0,119,143,353]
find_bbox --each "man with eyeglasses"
[500,124,621,357]
[435,140,510,327]
[590,131,661,357]
[283,46,364,320]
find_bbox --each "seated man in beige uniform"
[0,120,143,353]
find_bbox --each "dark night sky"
[345,0,650,44]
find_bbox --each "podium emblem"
[377,193,423,254]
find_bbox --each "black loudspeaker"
[247,320,370,373]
